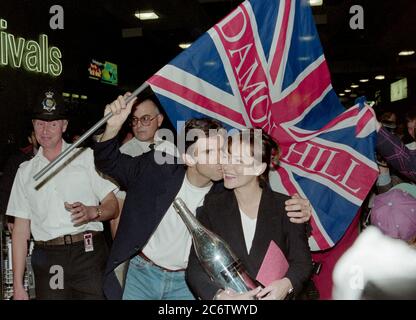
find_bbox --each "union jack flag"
[147,0,378,250]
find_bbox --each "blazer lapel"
[154,163,186,223]
[221,191,251,265]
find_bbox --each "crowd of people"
[0,89,415,300]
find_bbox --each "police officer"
[6,89,119,300]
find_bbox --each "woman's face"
[222,140,265,190]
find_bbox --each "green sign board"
[88,59,118,86]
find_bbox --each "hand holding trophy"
[173,198,262,298]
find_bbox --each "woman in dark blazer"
[186,129,313,300]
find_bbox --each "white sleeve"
[86,149,118,202]
[115,190,126,200]
[6,168,32,219]
[115,144,130,200]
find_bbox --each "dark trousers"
[31,232,108,300]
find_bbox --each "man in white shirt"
[7,90,119,300]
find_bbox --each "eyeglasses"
[130,114,159,127]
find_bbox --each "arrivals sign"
[0,18,63,76]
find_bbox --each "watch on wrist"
[95,206,103,220]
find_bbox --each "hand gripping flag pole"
[33,82,149,181]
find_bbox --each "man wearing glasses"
[120,97,164,157]
[111,97,170,238]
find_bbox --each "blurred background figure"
[370,187,416,245]
[403,110,416,150]
[0,127,38,233]
[332,226,416,300]
[379,111,397,135]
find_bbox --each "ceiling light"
[375,75,385,80]
[344,89,351,93]
[309,0,323,6]
[81,95,88,100]
[179,43,192,49]
[351,84,359,88]
[339,93,345,96]
[135,11,159,21]
[359,79,369,83]
[398,50,415,56]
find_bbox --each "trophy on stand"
[173,198,261,294]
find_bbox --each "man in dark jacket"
[93,94,313,300]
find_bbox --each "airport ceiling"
[5,0,416,106]
[98,0,416,104]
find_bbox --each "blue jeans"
[122,255,195,300]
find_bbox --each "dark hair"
[181,118,224,153]
[377,110,397,134]
[227,128,280,183]
[406,110,416,122]
[379,111,396,123]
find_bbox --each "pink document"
[256,240,289,286]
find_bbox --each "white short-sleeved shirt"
[6,141,117,241]
[142,174,212,270]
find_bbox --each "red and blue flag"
[147,0,378,250]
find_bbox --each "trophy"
[173,198,261,294]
